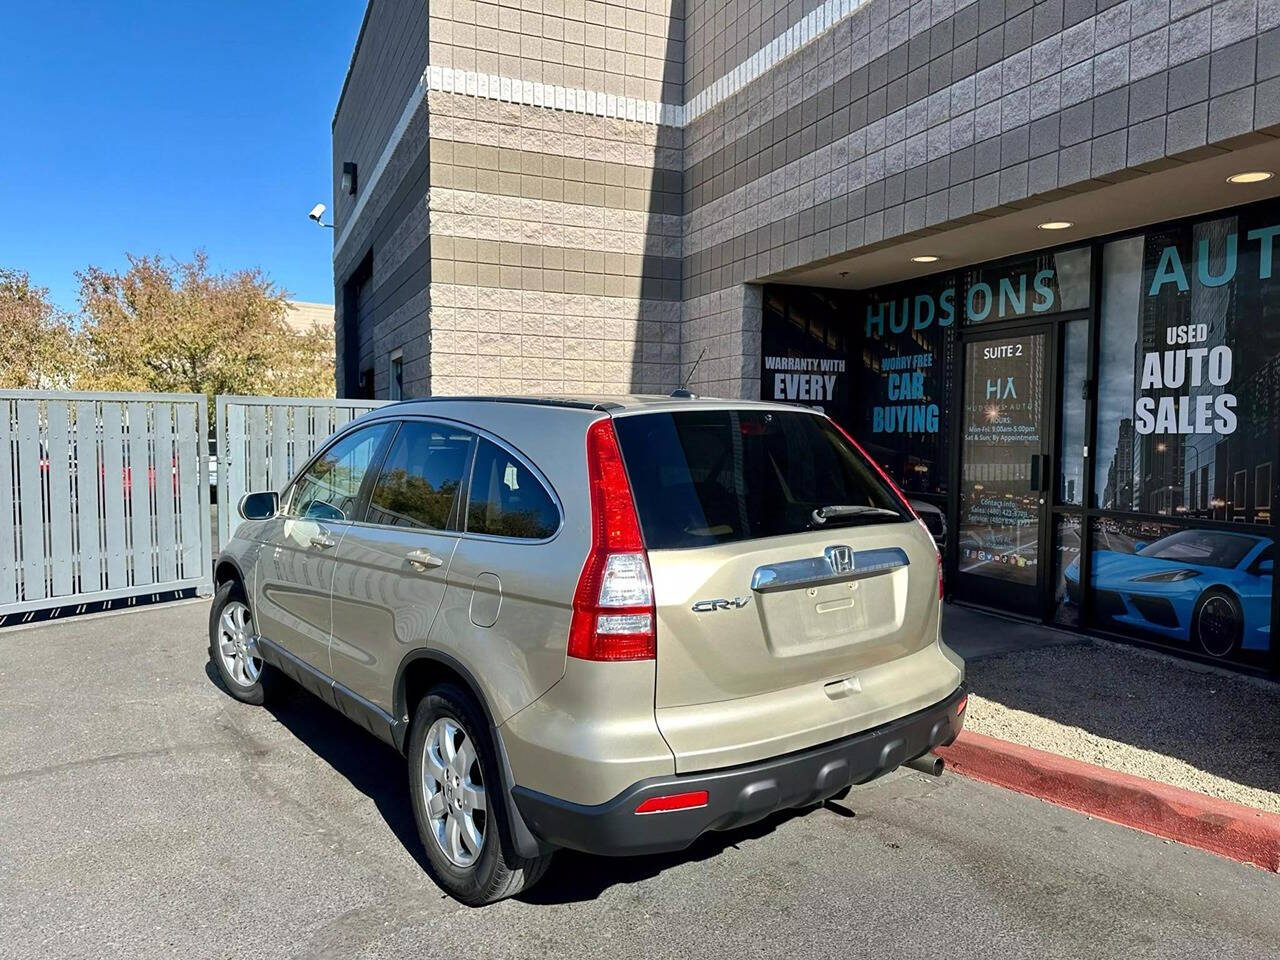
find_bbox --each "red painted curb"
[934,730,1280,873]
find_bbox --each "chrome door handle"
[309,530,336,549]
[405,549,444,570]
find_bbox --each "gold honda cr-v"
[210,395,966,905]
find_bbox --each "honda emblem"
[825,545,855,574]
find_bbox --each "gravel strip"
[962,639,1280,814]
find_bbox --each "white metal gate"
[0,391,212,616]
[214,396,386,548]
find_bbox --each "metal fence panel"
[100,402,127,591]
[0,391,211,617]
[47,402,72,596]
[15,403,44,604]
[175,403,201,580]
[214,396,386,548]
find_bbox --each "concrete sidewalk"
[941,602,1086,661]
[942,602,1280,816]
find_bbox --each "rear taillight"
[568,418,656,662]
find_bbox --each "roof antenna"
[672,347,706,398]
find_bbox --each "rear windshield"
[613,409,909,549]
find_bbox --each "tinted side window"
[366,421,474,530]
[286,423,392,522]
[466,439,558,539]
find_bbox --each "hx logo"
[825,544,855,574]
[691,597,751,613]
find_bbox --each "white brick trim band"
[684,0,874,125]
[421,0,875,129]
[425,65,683,127]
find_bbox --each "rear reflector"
[634,791,709,815]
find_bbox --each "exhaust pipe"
[904,753,945,777]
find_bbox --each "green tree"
[0,268,80,388]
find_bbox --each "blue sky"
[0,1,366,313]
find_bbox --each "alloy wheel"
[422,717,487,867]
[216,600,262,686]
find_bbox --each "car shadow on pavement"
[206,663,844,900]
[520,805,822,905]
[205,664,433,872]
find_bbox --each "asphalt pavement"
[2,600,1278,960]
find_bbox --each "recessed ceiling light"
[911,255,940,263]
[1227,170,1274,184]
[1037,220,1074,231]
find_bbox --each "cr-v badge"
[691,596,751,613]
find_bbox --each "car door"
[328,419,475,712]
[253,421,394,670]
[430,435,570,723]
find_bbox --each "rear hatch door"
[614,407,957,772]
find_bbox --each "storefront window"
[857,275,955,494]
[760,287,852,426]
[1094,212,1280,520]
[1076,516,1272,666]
[1058,319,1088,505]
[1051,514,1082,627]
[1089,205,1280,666]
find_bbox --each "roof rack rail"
[376,395,621,412]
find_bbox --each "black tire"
[1192,588,1243,659]
[207,579,277,705]
[407,683,553,905]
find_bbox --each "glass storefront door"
[955,326,1053,614]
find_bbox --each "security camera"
[308,203,327,223]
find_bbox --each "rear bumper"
[511,685,967,856]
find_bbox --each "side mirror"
[1259,558,1274,576]
[1132,541,1147,552]
[239,491,279,521]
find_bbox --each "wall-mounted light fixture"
[342,161,358,196]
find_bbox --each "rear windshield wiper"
[811,504,902,526]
